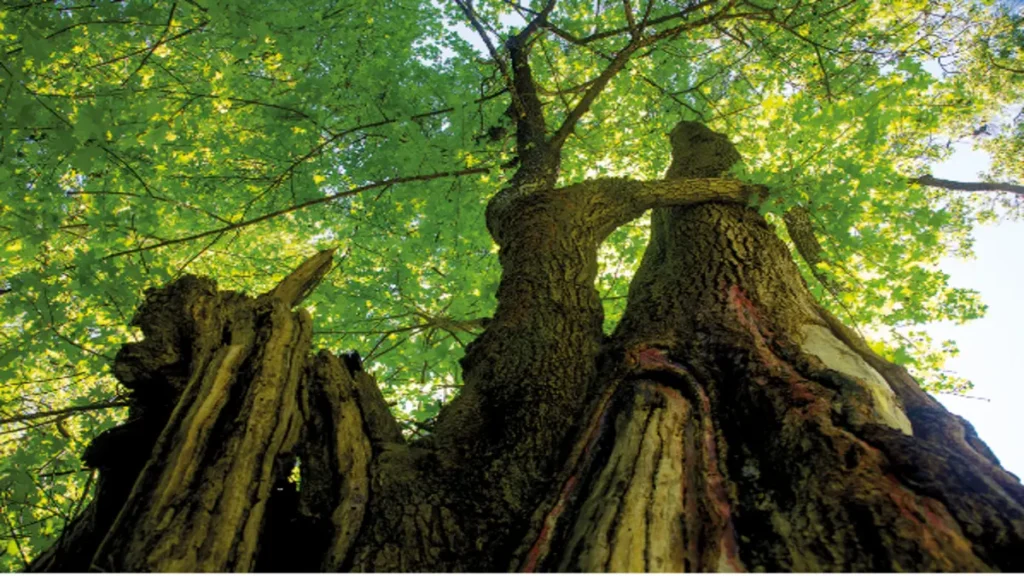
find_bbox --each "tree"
[1,0,1023,571]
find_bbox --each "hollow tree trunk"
[30,124,1024,572]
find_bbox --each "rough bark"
[30,123,1024,573]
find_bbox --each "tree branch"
[266,248,337,307]
[560,175,764,237]
[542,0,719,45]
[548,38,640,152]
[103,167,490,259]
[453,0,519,115]
[784,206,842,293]
[507,19,557,185]
[911,175,1024,197]
[121,2,178,86]
[0,400,129,426]
[619,176,762,208]
[511,0,557,46]
[549,1,741,152]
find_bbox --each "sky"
[927,145,1024,478]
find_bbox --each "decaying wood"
[29,250,394,572]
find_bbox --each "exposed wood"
[266,248,337,307]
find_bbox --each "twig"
[103,167,490,259]
[0,400,129,426]
[911,175,1024,197]
[122,2,178,86]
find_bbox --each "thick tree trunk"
[30,125,1024,572]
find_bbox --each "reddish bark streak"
[520,474,578,573]
[726,284,772,337]
[520,384,619,572]
[645,380,744,571]
[631,346,687,374]
[693,384,745,572]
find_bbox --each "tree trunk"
[30,125,1024,572]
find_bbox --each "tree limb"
[548,37,641,152]
[266,248,337,307]
[784,206,842,293]
[911,175,1024,197]
[121,2,178,86]
[103,167,490,259]
[542,0,719,45]
[507,31,556,185]
[549,1,745,153]
[0,401,129,427]
[453,0,518,114]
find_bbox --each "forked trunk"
[30,125,1024,572]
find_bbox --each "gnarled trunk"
[31,124,1024,572]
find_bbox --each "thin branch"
[543,0,718,45]
[911,175,1024,197]
[549,1,741,152]
[0,400,128,426]
[511,0,557,46]
[100,145,155,197]
[103,167,490,259]
[239,91,505,214]
[813,44,833,101]
[454,0,517,114]
[2,372,89,388]
[67,190,231,224]
[121,2,178,86]
[548,40,639,151]
[89,22,207,70]
[623,0,637,31]
[0,506,29,569]
[30,298,114,362]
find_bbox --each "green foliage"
[1,0,1021,569]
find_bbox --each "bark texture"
[30,123,1024,573]
[28,251,389,572]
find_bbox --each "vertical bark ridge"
[512,348,745,573]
